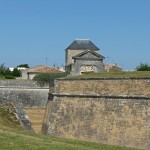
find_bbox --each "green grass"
[0,103,21,129]
[0,102,141,150]
[67,71,150,78]
[0,129,140,150]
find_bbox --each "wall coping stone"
[55,77,150,81]
[0,79,49,88]
[49,93,150,100]
[0,86,49,89]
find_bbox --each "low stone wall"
[55,78,150,95]
[44,78,150,150]
[0,79,49,88]
[0,80,51,107]
[0,88,48,107]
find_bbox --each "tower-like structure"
[65,39,105,75]
[65,39,99,65]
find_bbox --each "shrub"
[5,75,15,79]
[12,68,21,77]
[0,74,5,79]
[136,63,150,71]
[33,72,68,85]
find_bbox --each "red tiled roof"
[29,67,62,73]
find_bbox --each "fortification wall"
[0,80,50,107]
[0,88,48,107]
[45,78,150,150]
[54,78,150,95]
[0,79,51,132]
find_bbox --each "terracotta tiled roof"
[25,65,46,72]
[33,67,62,73]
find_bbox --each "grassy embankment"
[0,102,141,150]
[68,71,150,78]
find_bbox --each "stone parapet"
[0,79,49,88]
[54,78,150,95]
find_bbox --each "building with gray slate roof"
[65,39,105,75]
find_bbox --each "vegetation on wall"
[136,63,150,71]
[0,101,21,128]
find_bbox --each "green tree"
[0,63,6,75]
[17,64,29,68]
[136,63,150,71]
[0,63,15,79]
[12,68,21,77]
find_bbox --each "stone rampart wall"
[45,78,150,150]
[47,95,150,150]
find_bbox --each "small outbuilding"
[22,65,62,79]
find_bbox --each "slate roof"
[65,39,100,51]
[72,49,105,60]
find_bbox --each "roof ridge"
[72,49,105,59]
[65,39,100,51]
[75,38,90,40]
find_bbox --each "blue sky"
[0,0,150,70]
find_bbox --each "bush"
[33,72,68,85]
[12,68,21,77]
[136,63,150,71]
[0,74,5,79]
[5,75,15,79]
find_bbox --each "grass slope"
[68,71,150,78]
[0,102,141,150]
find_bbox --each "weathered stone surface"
[0,88,49,107]
[0,80,51,107]
[47,96,150,150]
[15,102,33,131]
[55,78,150,95]
[0,79,49,88]
[45,78,150,150]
